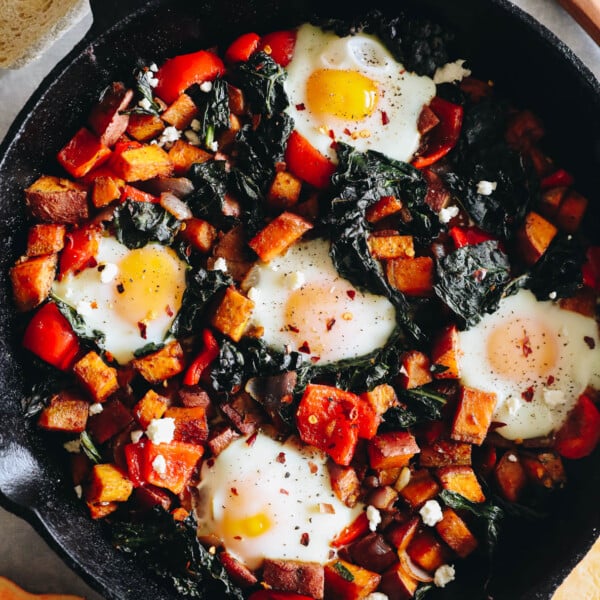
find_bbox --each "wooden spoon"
[558,0,600,45]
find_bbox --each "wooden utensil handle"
[558,0,600,45]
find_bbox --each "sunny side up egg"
[285,23,436,162]
[457,288,600,441]
[195,432,364,570]
[53,236,186,364]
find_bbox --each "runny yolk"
[306,69,378,120]
[486,317,558,382]
[223,513,271,538]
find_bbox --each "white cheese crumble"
[543,388,566,407]
[63,439,81,454]
[505,396,522,416]
[366,505,382,532]
[146,418,176,445]
[438,205,460,224]
[476,180,497,195]
[74,485,83,499]
[158,126,181,146]
[138,97,153,111]
[209,140,219,152]
[149,62,158,72]
[190,118,202,132]
[184,130,201,146]
[144,71,159,88]
[365,594,389,600]
[548,291,557,300]
[433,59,472,84]
[507,454,518,463]
[130,430,144,444]
[152,454,167,476]
[434,564,456,588]
[212,257,228,273]
[89,402,104,416]
[100,263,119,284]
[288,271,306,290]
[420,499,444,527]
[199,81,213,93]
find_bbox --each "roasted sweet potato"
[386,256,434,296]
[87,501,119,519]
[180,217,217,253]
[57,128,112,178]
[368,234,415,260]
[385,516,420,552]
[211,286,254,342]
[132,341,185,383]
[227,84,246,115]
[26,223,66,256]
[435,507,478,558]
[521,451,567,489]
[365,195,403,223]
[360,384,399,416]
[87,463,133,503]
[92,174,124,207]
[168,139,212,175]
[398,469,441,508]
[419,439,472,468]
[112,144,174,182]
[379,563,419,600]
[38,391,88,433]
[516,211,557,266]
[556,190,588,233]
[249,211,313,262]
[267,170,303,209]
[262,559,325,599]
[398,350,433,389]
[406,529,449,572]
[25,175,89,223]
[436,465,486,503]
[162,93,198,130]
[324,560,380,600]
[539,186,567,219]
[367,431,420,470]
[431,324,460,379]
[494,452,527,502]
[127,113,166,142]
[88,82,134,147]
[164,406,209,444]
[328,461,361,507]
[133,389,169,429]
[10,254,57,312]
[451,386,497,445]
[73,351,119,403]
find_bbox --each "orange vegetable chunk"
[248,211,313,262]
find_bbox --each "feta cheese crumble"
[433,59,472,84]
[543,388,566,407]
[146,418,175,444]
[63,439,81,454]
[366,505,382,532]
[130,430,144,444]
[434,564,456,588]
[74,485,83,499]
[420,499,444,526]
[365,594,389,600]
[157,126,181,147]
[199,81,213,93]
[152,454,167,476]
[476,180,497,195]
[439,205,460,224]
[212,257,228,272]
[505,396,522,416]
[89,402,104,416]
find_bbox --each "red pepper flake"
[285,324,300,333]
[231,487,238,496]
[137,321,148,339]
[299,341,311,354]
[489,421,508,431]
[166,304,174,317]
[330,140,339,150]
[295,103,306,111]
[319,503,335,514]
[234,536,242,540]
[521,386,535,402]
[276,452,286,464]
[381,110,389,125]
[521,335,532,357]
[116,283,125,294]
[343,127,352,136]
[347,290,356,300]
[328,129,335,139]
[308,461,318,474]
[584,336,596,349]
[246,432,258,446]
[326,318,336,331]
[207,458,215,468]
[97,264,106,272]
[300,532,310,546]
[86,257,98,271]
[310,356,321,363]
[546,375,555,386]
[280,488,289,495]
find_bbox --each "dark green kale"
[414,585,434,600]
[228,168,266,237]
[380,386,447,430]
[53,297,106,349]
[235,52,288,117]
[133,342,165,358]
[187,161,232,227]
[209,338,246,393]
[434,241,511,328]
[21,373,73,418]
[113,200,181,249]
[187,78,231,150]
[170,267,232,338]
[112,508,244,599]
[125,66,162,117]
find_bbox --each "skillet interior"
[0,0,598,598]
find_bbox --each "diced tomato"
[22,302,80,371]
[120,184,158,204]
[412,97,463,169]
[555,395,600,459]
[154,50,225,105]
[57,127,112,178]
[125,440,147,487]
[540,168,574,190]
[183,329,220,386]
[59,225,101,279]
[285,130,336,190]
[257,29,296,66]
[249,592,315,600]
[225,32,261,63]
[143,441,204,495]
[331,511,370,548]
[448,226,497,249]
[582,246,600,291]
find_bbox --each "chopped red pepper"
[59,225,101,279]
[285,130,336,190]
[22,302,81,371]
[555,395,600,459]
[257,29,297,66]
[412,97,463,169]
[225,32,261,63]
[57,127,112,179]
[125,439,147,487]
[154,50,225,105]
[120,184,159,204]
[183,329,220,386]
[540,168,574,190]
[331,511,370,548]
[448,226,497,249]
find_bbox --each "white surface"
[0,1,598,598]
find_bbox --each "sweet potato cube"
[398,469,441,508]
[58,127,112,178]
[112,144,174,182]
[435,507,478,558]
[218,113,243,149]
[451,386,497,445]
[87,463,133,503]
[494,452,527,502]
[208,424,240,456]
[521,451,566,489]
[25,175,89,224]
[324,560,381,600]
[38,392,88,433]
[368,234,415,260]
[87,501,119,519]
[249,211,313,262]
[406,530,449,572]
[133,389,169,429]
[367,431,419,470]
[10,254,57,312]
[211,286,254,342]
[380,563,419,600]
[180,218,217,253]
[164,406,209,444]
[431,324,460,379]
[167,140,212,175]
[360,384,399,416]
[376,467,402,487]
[267,171,303,209]
[437,465,486,503]
[26,224,66,256]
[386,516,420,552]
[398,350,432,389]
[386,256,434,296]
[366,195,403,223]
[220,551,258,588]
[73,351,119,403]
[263,559,325,599]
[517,211,557,265]
[87,399,134,443]
[539,186,567,219]
[92,175,124,207]
[328,461,361,507]
[127,113,165,142]
[162,93,198,130]
[556,190,588,233]
[419,440,472,468]
[132,341,185,383]
[89,82,134,147]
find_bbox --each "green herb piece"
[125,67,162,117]
[187,78,230,150]
[381,386,447,430]
[52,297,106,349]
[333,561,355,582]
[80,431,102,464]
[414,584,434,600]
[133,342,165,358]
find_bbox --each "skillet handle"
[88,0,160,35]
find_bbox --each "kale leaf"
[381,386,447,430]
[53,297,106,349]
[187,161,232,227]
[434,241,511,328]
[228,168,266,237]
[125,66,162,116]
[112,508,244,599]
[209,338,246,393]
[114,200,181,249]
[187,78,231,150]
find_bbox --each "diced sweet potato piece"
[92,175,124,207]
[179,386,211,408]
[168,139,212,175]
[211,224,254,281]
[211,286,254,342]
[249,211,313,262]
[112,144,174,182]
[559,288,596,317]
[73,351,119,403]
[219,551,258,588]
[379,563,418,600]
[368,234,415,260]
[207,424,240,456]
[435,507,478,558]
[132,341,185,383]
[328,461,361,507]
[360,384,399,417]
[437,465,486,503]
[57,128,112,178]
[431,325,460,379]
[324,560,380,600]
[539,186,567,219]
[133,389,169,429]
[89,82,134,147]
[423,168,451,213]
[556,190,588,233]
[376,468,402,487]
[26,224,66,256]
[398,350,432,389]
[366,195,403,223]
[25,175,89,223]
[127,113,165,142]
[418,104,440,134]
[267,171,303,209]
[227,83,246,114]
[10,254,57,312]
[162,93,198,130]
[87,399,134,443]
[385,516,420,552]
[398,469,441,508]
[505,110,544,150]
[38,391,88,433]
[517,211,557,266]
[87,501,119,519]
[220,392,266,435]
[521,451,567,489]
[386,257,434,296]
[451,386,497,445]
[263,559,324,599]
[164,406,209,444]
[494,452,527,502]
[218,113,243,149]
[419,439,472,468]
[406,530,449,572]
[367,431,420,470]
[87,463,133,503]
[180,218,217,253]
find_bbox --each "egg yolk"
[114,245,185,325]
[223,513,272,538]
[486,317,558,382]
[306,68,378,120]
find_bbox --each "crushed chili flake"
[299,341,311,354]
[276,452,286,464]
[346,290,356,300]
[295,103,306,111]
[285,324,300,333]
[116,283,125,294]
[231,487,238,496]
[328,129,335,139]
[489,421,508,431]
[234,536,242,540]
[280,488,289,495]
[584,336,596,349]
[300,532,310,546]
[521,335,532,357]
[330,140,339,150]
[165,304,174,317]
[310,356,321,363]
[97,264,106,272]
[308,461,318,474]
[137,321,148,339]
[246,432,258,446]
[319,503,335,514]
[326,318,336,331]
[381,110,390,125]
[343,127,352,136]
[546,375,555,386]
[522,386,535,402]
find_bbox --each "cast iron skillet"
[0,0,599,598]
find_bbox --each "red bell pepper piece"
[540,168,574,190]
[448,226,496,249]
[555,395,600,459]
[582,246,600,291]
[249,592,315,600]
[57,127,112,178]
[154,50,225,105]
[225,32,261,63]
[120,184,159,204]
[22,302,81,371]
[257,29,297,66]
[284,130,336,190]
[331,511,370,548]
[125,439,147,487]
[183,329,219,386]
[59,225,101,279]
[412,97,463,169]
[143,441,204,495]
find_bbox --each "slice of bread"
[0,0,89,69]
